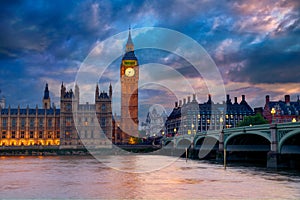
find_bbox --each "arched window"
[101,104,106,111]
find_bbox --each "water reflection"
[0,156,299,199]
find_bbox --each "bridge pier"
[267,124,279,169]
[216,129,225,162]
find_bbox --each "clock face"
[125,67,135,77]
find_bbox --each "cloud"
[0,0,299,111]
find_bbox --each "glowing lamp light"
[271,108,276,115]
[292,118,296,123]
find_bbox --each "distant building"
[263,95,300,123]
[165,94,254,136]
[0,83,113,147]
[142,106,168,137]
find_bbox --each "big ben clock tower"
[120,28,139,144]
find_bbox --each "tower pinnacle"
[125,27,134,52]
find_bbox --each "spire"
[95,84,99,100]
[43,83,50,99]
[109,83,112,98]
[207,94,212,104]
[125,27,134,52]
[75,84,79,100]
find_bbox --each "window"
[101,118,106,127]
[21,118,26,128]
[66,117,72,126]
[2,118,7,128]
[29,131,34,138]
[48,119,52,127]
[101,104,106,111]
[47,131,52,139]
[2,131,6,139]
[91,130,94,138]
[20,131,25,138]
[12,131,16,139]
[39,118,44,128]
[39,131,43,139]
[65,131,71,139]
[30,118,34,129]
[56,131,60,139]
[11,118,17,127]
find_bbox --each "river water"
[0,155,299,199]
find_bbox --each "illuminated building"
[165,94,254,136]
[263,95,300,123]
[0,83,112,148]
[119,28,139,144]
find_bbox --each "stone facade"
[0,83,113,148]
[165,94,254,136]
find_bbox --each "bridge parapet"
[162,122,300,152]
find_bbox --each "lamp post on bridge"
[271,108,276,124]
[220,117,224,130]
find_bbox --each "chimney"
[285,95,290,105]
[226,94,231,104]
[193,94,196,101]
[183,98,186,104]
[175,101,178,108]
[179,100,182,107]
[234,97,238,104]
[242,95,245,101]
[266,95,270,104]
[188,96,191,103]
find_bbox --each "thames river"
[0,155,299,199]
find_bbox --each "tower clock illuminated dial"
[125,67,135,77]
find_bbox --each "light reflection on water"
[0,155,299,199]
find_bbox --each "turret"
[43,83,51,109]
[109,83,112,99]
[75,84,79,101]
[61,82,66,97]
[207,94,212,104]
[95,84,99,100]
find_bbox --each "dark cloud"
[0,0,299,108]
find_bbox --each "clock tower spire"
[119,28,139,144]
[126,26,134,52]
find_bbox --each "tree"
[238,114,268,127]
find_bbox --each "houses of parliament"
[0,29,139,148]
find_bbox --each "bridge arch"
[224,131,271,148]
[195,135,219,145]
[279,129,300,153]
[164,140,174,148]
[176,138,192,147]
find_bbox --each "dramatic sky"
[0,0,300,118]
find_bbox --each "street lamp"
[220,117,224,129]
[292,118,297,123]
[173,128,177,136]
[271,108,276,123]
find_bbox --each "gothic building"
[0,83,112,148]
[165,94,254,136]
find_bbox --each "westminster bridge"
[161,122,300,168]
